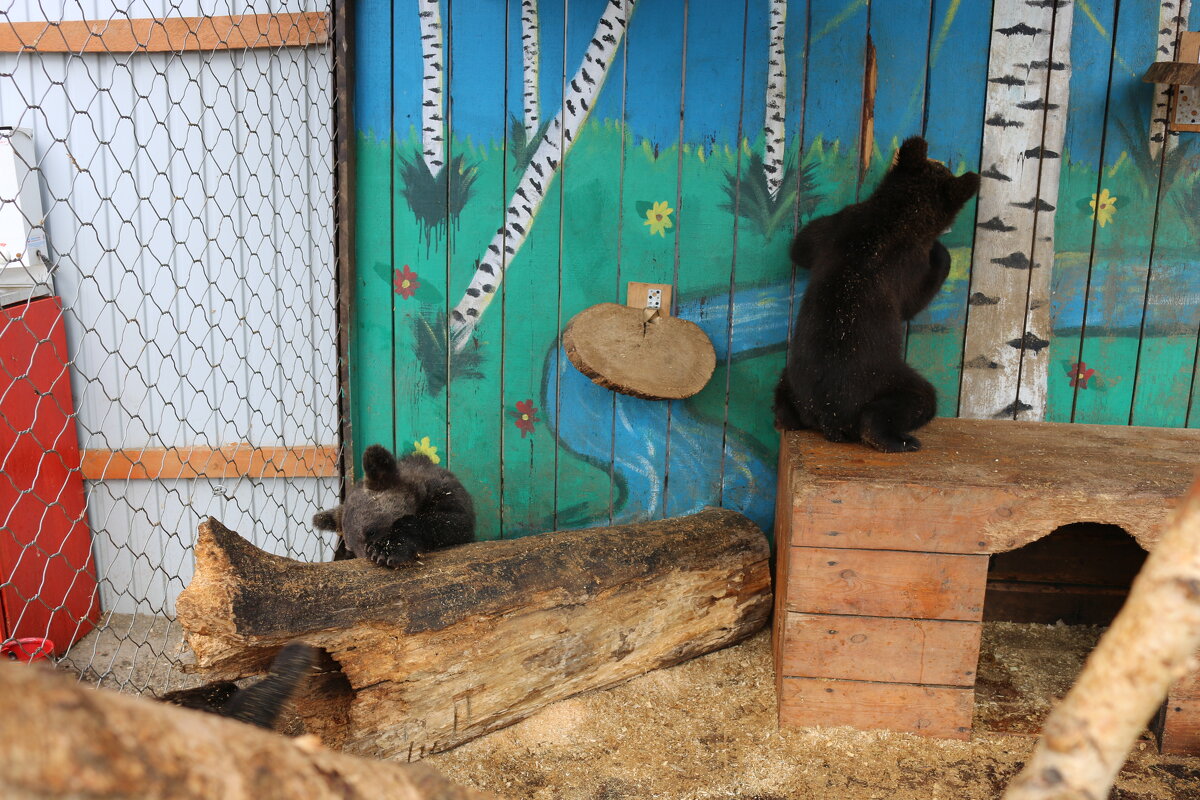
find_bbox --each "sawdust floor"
[425,622,1200,800]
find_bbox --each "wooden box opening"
[983,523,1145,626]
[975,523,1145,738]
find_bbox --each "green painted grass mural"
[355,119,986,537]
[354,0,1200,544]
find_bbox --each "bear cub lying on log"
[774,136,980,452]
[314,443,476,568]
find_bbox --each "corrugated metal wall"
[0,2,339,616]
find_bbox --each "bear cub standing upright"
[313,444,475,567]
[774,136,980,452]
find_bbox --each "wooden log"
[177,508,771,761]
[562,302,716,400]
[1003,477,1200,800]
[0,662,496,800]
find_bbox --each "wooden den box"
[772,418,1200,752]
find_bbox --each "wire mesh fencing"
[0,2,342,696]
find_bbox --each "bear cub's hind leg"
[857,371,937,453]
[773,376,805,431]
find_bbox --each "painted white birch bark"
[764,0,787,199]
[1150,0,1192,158]
[958,1,1069,420]
[419,0,445,176]
[449,0,634,351]
[521,0,541,141]
[1016,1,1074,421]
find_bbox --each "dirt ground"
[62,616,1200,799]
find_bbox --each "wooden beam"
[0,13,328,54]
[1143,61,1200,87]
[80,444,338,480]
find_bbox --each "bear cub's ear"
[953,171,982,204]
[896,136,929,170]
[362,444,401,491]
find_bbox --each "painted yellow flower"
[643,201,674,237]
[1090,188,1117,227]
[412,436,441,464]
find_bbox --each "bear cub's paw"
[862,430,923,453]
[365,534,421,568]
[312,509,338,531]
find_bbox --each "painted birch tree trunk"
[1003,478,1200,800]
[449,0,634,351]
[1150,0,1192,158]
[959,1,1073,421]
[764,0,787,199]
[419,0,445,176]
[1016,4,1073,420]
[521,0,541,140]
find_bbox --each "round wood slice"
[562,303,716,400]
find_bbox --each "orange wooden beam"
[80,444,339,480]
[0,13,328,53]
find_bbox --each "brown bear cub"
[313,443,475,568]
[774,136,980,452]
[160,641,316,729]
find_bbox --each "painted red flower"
[1069,361,1096,389]
[394,265,420,299]
[512,399,538,438]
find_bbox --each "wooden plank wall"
[354,0,1200,540]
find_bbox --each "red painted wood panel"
[0,297,99,653]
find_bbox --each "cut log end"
[563,302,717,400]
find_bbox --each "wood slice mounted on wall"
[562,302,716,400]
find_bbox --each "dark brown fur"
[159,642,316,729]
[774,136,980,452]
[313,444,475,568]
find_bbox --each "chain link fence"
[0,2,343,696]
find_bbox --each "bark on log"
[1003,477,1200,800]
[177,508,771,761]
[0,662,496,800]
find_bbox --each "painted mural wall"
[353,0,1200,540]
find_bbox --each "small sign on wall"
[1173,33,1200,132]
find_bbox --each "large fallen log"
[1003,477,1200,800]
[177,507,771,760]
[0,662,496,800]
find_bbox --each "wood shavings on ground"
[426,624,1200,800]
